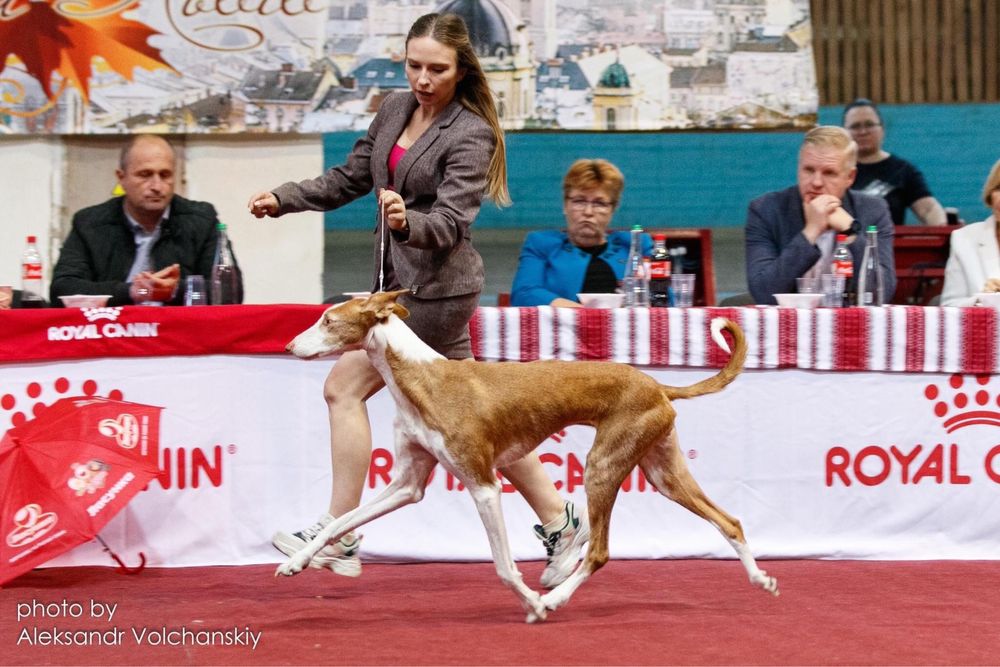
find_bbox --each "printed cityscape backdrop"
[0,0,817,134]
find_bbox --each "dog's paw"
[524,606,548,624]
[753,572,780,597]
[523,592,548,624]
[540,589,568,611]
[274,555,309,577]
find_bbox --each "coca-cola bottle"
[21,235,45,308]
[831,233,854,307]
[648,234,672,307]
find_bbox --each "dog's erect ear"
[364,289,410,320]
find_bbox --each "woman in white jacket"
[941,159,1000,306]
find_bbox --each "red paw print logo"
[925,374,1000,433]
[1,378,125,429]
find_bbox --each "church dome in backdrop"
[436,0,517,59]
[598,60,630,89]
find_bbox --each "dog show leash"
[377,197,386,293]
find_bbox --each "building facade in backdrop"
[0,0,816,133]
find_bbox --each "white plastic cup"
[672,273,695,308]
[797,276,821,294]
[821,274,846,307]
[184,275,207,306]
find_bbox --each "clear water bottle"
[210,223,239,305]
[831,233,854,307]
[856,225,884,306]
[21,235,45,308]
[669,245,688,273]
[622,224,650,308]
[648,233,672,307]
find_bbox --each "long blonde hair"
[407,13,510,206]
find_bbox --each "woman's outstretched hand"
[247,192,279,218]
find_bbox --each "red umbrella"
[0,396,162,585]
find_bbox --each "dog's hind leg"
[541,424,642,613]
[640,429,779,596]
[275,439,437,577]
[466,480,548,624]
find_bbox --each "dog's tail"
[660,318,746,400]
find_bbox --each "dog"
[278,290,778,622]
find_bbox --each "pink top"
[388,143,407,185]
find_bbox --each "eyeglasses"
[846,121,882,132]
[567,198,614,213]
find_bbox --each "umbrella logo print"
[6,503,58,549]
[98,414,140,450]
[68,460,110,496]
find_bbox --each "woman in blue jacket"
[511,159,652,306]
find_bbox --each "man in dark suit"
[51,134,241,306]
[745,125,896,305]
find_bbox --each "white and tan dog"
[279,290,778,622]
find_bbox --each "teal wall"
[324,103,1000,230]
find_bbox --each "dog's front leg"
[275,441,437,577]
[467,483,548,624]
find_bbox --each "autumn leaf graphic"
[0,1,175,103]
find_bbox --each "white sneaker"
[533,501,589,588]
[272,513,362,578]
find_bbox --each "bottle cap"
[653,233,667,241]
[836,233,847,241]
[217,223,227,231]
[866,225,877,232]
[631,224,642,231]
[26,235,36,243]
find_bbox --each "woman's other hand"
[247,192,279,218]
[982,277,1000,293]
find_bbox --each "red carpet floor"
[2,559,999,666]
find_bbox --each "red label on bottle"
[833,260,853,278]
[22,263,42,280]
[649,260,671,279]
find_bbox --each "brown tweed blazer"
[272,91,493,299]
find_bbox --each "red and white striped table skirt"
[469,306,1000,374]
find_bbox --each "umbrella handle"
[95,535,147,575]
[108,550,147,575]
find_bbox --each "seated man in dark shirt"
[843,98,946,226]
[51,134,242,306]
[745,126,896,305]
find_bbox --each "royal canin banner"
[3,359,1000,566]
[3,305,1000,566]
[3,304,1000,373]
[0,305,326,362]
